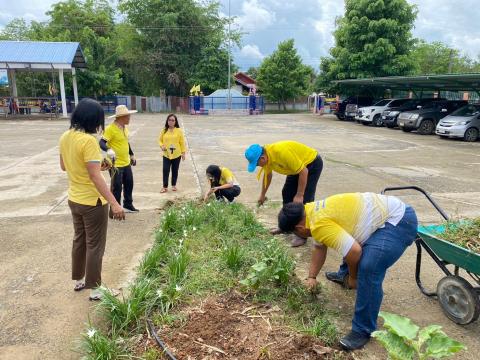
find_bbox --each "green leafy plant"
[80,326,127,360]
[221,241,245,272]
[372,312,466,359]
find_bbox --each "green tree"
[189,43,238,95]
[41,0,123,97]
[246,67,258,80]
[256,39,311,110]
[317,0,417,93]
[411,40,480,74]
[1,0,123,97]
[118,0,238,96]
[0,18,31,40]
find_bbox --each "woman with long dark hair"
[204,165,241,202]
[158,113,186,193]
[59,98,125,301]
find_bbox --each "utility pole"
[227,0,231,110]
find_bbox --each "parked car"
[334,95,376,120]
[382,98,440,128]
[436,104,480,142]
[355,98,411,126]
[398,100,468,135]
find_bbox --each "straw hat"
[108,105,138,119]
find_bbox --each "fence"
[189,96,264,114]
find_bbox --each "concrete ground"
[0,113,479,359]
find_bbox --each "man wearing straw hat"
[100,104,139,214]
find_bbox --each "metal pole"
[227,0,231,110]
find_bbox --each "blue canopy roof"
[0,41,86,69]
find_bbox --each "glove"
[106,149,116,160]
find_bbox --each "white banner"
[0,69,8,86]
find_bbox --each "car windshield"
[400,100,417,108]
[421,102,438,109]
[389,99,407,107]
[450,105,480,117]
[373,99,390,106]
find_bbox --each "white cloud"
[235,0,276,31]
[240,44,265,60]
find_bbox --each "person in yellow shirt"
[59,99,125,301]
[158,113,186,193]
[245,141,323,246]
[100,105,139,213]
[203,165,241,203]
[277,193,418,351]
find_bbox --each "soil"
[150,292,349,360]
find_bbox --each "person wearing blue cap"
[244,141,323,246]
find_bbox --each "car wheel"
[386,123,395,128]
[464,127,479,142]
[402,127,412,132]
[336,114,342,120]
[418,119,435,135]
[372,114,383,127]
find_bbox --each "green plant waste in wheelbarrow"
[383,186,480,325]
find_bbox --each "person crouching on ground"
[59,98,125,301]
[100,105,139,214]
[204,165,241,203]
[244,141,323,247]
[158,113,186,193]
[277,192,417,350]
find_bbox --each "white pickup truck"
[355,98,411,127]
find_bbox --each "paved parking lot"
[0,113,479,359]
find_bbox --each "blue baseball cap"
[245,144,263,173]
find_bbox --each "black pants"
[163,156,181,187]
[215,185,241,202]
[110,165,134,208]
[282,155,323,204]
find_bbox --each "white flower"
[175,284,182,292]
[192,226,197,231]
[87,328,97,338]
[156,289,163,298]
[207,203,211,207]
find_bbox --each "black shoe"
[124,205,139,213]
[325,271,348,286]
[340,331,370,351]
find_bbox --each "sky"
[1,0,480,71]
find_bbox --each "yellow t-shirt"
[305,193,396,256]
[257,141,317,186]
[158,128,186,159]
[102,123,130,167]
[59,129,107,206]
[220,167,239,186]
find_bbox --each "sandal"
[74,282,86,292]
[172,186,177,192]
[160,188,168,193]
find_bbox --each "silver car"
[436,104,480,142]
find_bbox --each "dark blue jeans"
[334,206,418,336]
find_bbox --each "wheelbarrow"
[382,186,480,325]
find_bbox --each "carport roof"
[334,73,480,92]
[0,40,86,70]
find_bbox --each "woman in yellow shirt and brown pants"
[59,99,125,301]
[158,114,186,193]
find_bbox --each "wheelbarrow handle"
[382,186,449,221]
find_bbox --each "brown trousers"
[68,200,108,289]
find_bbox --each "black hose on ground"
[147,319,177,360]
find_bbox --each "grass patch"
[438,217,480,254]
[83,200,339,357]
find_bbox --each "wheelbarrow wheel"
[437,276,480,325]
